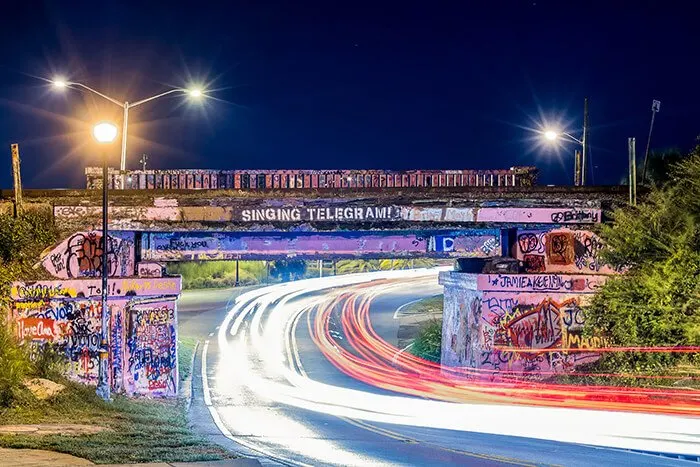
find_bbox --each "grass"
[0,338,233,464]
[402,295,444,363]
[402,295,443,315]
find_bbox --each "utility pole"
[574,149,582,186]
[581,98,589,186]
[10,144,23,217]
[628,138,637,205]
[139,153,149,171]
[642,100,661,184]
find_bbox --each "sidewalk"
[0,448,261,466]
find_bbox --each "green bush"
[585,148,700,378]
[0,320,32,407]
[410,319,442,363]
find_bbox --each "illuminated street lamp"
[542,128,585,185]
[51,77,204,182]
[93,121,117,402]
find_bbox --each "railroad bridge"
[1,170,626,277]
[3,166,629,397]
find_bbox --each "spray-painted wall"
[41,231,136,279]
[140,230,502,261]
[515,228,619,274]
[439,272,609,377]
[10,277,181,397]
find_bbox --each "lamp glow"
[544,130,558,141]
[188,88,203,98]
[93,122,118,144]
[52,77,68,89]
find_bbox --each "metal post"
[581,97,589,186]
[333,260,337,276]
[96,149,111,401]
[318,259,323,278]
[628,138,637,205]
[642,100,661,184]
[119,103,129,188]
[235,259,240,286]
[10,144,23,217]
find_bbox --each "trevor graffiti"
[41,231,136,279]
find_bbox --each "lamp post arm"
[129,89,185,108]
[563,132,584,145]
[69,82,124,107]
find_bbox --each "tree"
[585,144,700,375]
[269,260,307,282]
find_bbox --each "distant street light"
[51,77,205,181]
[93,121,117,402]
[542,128,585,185]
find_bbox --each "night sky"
[0,1,698,189]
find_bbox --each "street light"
[542,129,585,185]
[51,77,205,182]
[93,121,117,402]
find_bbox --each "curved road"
[178,269,700,466]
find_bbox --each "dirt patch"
[0,424,108,435]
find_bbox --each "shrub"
[0,320,32,407]
[410,319,442,363]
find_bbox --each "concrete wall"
[10,277,181,397]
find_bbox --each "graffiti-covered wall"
[515,228,619,274]
[141,230,502,261]
[10,277,181,397]
[439,272,609,377]
[40,231,136,279]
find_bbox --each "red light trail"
[308,280,700,417]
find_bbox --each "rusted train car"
[86,167,538,190]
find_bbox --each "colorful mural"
[10,277,180,397]
[439,271,610,378]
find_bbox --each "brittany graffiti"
[515,229,620,274]
[11,277,181,397]
[41,231,136,279]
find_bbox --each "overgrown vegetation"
[402,295,444,363]
[585,145,700,379]
[0,210,58,406]
[410,319,443,363]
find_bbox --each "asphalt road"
[178,271,699,467]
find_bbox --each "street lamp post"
[93,121,118,402]
[51,78,203,182]
[543,130,585,185]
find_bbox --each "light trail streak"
[210,269,700,459]
[308,280,700,416]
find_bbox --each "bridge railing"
[85,167,538,190]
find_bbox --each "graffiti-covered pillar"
[10,276,182,398]
[438,272,482,368]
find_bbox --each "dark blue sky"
[1,1,698,188]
